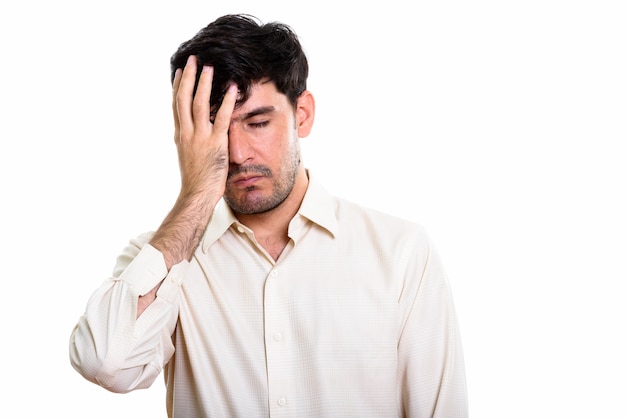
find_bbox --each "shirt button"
[277,397,286,406]
[273,332,282,342]
[271,270,279,278]
[237,226,244,233]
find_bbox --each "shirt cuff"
[118,244,169,295]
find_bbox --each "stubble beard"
[224,144,301,215]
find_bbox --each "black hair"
[170,14,308,112]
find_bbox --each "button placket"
[264,266,292,414]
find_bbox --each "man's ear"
[295,90,315,138]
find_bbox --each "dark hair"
[170,14,308,111]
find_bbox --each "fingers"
[171,68,182,135]
[212,84,238,135]
[193,65,214,128]
[175,55,198,141]
[172,55,237,141]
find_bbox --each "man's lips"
[228,165,272,187]
[230,174,264,187]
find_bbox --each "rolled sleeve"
[118,243,169,296]
[70,241,187,394]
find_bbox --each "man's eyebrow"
[234,106,276,121]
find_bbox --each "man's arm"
[397,235,469,417]
[69,56,238,392]
[138,55,238,316]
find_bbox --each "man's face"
[223,81,302,215]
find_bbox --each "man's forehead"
[232,81,287,117]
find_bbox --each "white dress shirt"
[70,174,468,417]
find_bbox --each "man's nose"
[228,125,253,165]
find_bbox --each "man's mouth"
[230,174,263,187]
[228,166,272,186]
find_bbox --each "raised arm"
[137,55,238,316]
[69,56,238,392]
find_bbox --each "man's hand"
[139,56,238,316]
[146,56,238,276]
[173,55,238,205]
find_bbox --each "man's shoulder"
[334,197,427,238]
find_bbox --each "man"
[69,14,468,417]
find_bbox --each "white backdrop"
[1,0,624,416]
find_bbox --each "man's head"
[171,14,314,216]
[170,14,308,114]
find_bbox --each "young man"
[69,14,468,417]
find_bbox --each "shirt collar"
[297,171,338,238]
[201,171,337,253]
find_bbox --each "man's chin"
[225,193,269,215]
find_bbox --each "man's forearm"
[149,193,216,269]
[136,195,216,317]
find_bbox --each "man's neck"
[235,168,309,259]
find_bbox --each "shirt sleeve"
[69,234,188,393]
[397,234,469,418]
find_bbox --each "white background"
[1,0,624,416]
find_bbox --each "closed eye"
[249,121,269,128]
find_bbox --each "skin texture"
[137,55,315,317]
